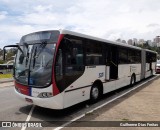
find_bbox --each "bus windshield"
[14,31,59,87]
[15,43,56,87]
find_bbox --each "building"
[138,39,145,45]
[128,39,133,45]
[154,36,160,43]
[116,38,122,42]
[153,36,160,47]
[133,38,138,45]
[157,43,160,47]
[122,40,127,44]
[147,40,152,46]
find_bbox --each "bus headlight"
[38,92,53,98]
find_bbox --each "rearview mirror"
[3,45,19,61]
[3,48,6,61]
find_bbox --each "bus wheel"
[130,74,135,86]
[90,84,100,103]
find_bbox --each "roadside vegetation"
[0,73,13,79]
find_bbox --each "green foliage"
[6,51,15,61]
[0,47,17,63]
[0,74,13,79]
[136,42,160,57]
[0,60,4,64]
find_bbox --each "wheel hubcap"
[132,77,134,84]
[92,87,99,99]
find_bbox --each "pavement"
[63,75,160,130]
[0,78,13,83]
[0,78,14,87]
[0,75,160,130]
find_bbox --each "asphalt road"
[0,75,159,130]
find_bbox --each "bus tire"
[90,84,100,103]
[130,74,136,86]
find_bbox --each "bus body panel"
[63,66,105,108]
[136,72,141,83]
[103,81,116,94]
[146,71,152,78]
[141,49,146,79]
[152,62,156,72]
[116,64,141,89]
[64,86,91,108]
[145,62,152,78]
[145,70,153,78]
[117,64,130,89]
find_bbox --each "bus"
[0,64,13,74]
[3,30,157,109]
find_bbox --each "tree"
[0,47,17,63]
[0,60,4,64]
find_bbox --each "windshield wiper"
[32,41,47,68]
[33,46,37,68]
[23,42,29,66]
[16,68,29,78]
[34,41,47,58]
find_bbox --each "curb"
[0,80,14,84]
[0,85,14,88]
[0,79,14,84]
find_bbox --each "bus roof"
[144,49,157,54]
[60,29,142,50]
[20,29,157,53]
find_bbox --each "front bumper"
[14,88,64,110]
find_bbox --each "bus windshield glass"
[15,31,59,87]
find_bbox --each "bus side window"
[86,40,103,65]
[119,48,128,64]
[65,39,84,73]
[55,49,62,75]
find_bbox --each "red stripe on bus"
[52,34,64,96]
[15,82,29,96]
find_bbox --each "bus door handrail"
[110,61,118,67]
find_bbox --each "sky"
[0,0,160,48]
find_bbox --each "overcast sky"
[0,0,160,48]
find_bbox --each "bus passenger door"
[104,46,117,94]
[109,46,118,80]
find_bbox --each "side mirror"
[3,48,6,61]
[3,44,20,61]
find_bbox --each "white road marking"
[54,75,158,130]
[21,105,35,130]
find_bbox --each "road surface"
[0,75,159,130]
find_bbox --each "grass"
[0,73,13,79]
[122,118,129,121]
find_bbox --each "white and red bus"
[3,30,157,109]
